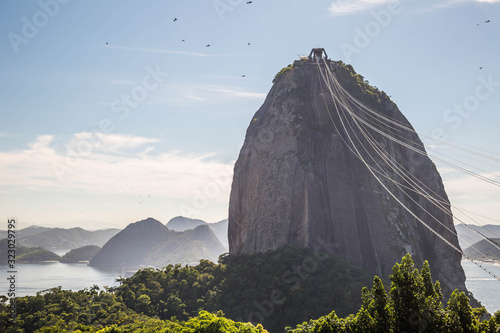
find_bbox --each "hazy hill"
[0,238,60,264]
[209,219,228,249]
[90,217,226,267]
[0,226,51,240]
[16,227,120,251]
[455,224,500,249]
[60,245,101,263]
[146,225,226,265]
[166,216,207,231]
[464,238,500,260]
[166,216,228,250]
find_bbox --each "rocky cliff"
[228,60,467,295]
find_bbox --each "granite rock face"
[228,62,467,295]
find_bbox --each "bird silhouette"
[247,1,252,3]
[485,20,491,23]
[105,42,108,45]
[173,18,178,22]
[248,42,251,45]
[242,75,246,77]
[181,39,185,42]
[480,67,483,69]
[206,44,211,47]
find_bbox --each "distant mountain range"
[166,216,228,249]
[463,238,500,260]
[455,224,500,250]
[89,217,226,267]
[0,226,120,251]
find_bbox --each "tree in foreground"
[287,254,499,333]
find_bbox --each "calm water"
[1,261,499,314]
[0,262,136,296]
[462,260,500,314]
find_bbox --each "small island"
[60,245,101,263]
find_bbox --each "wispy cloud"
[0,133,233,198]
[0,131,12,138]
[329,0,392,16]
[154,83,267,105]
[435,0,500,9]
[67,132,159,154]
[329,0,500,15]
[205,87,267,99]
[0,133,234,226]
[110,79,142,85]
[102,45,241,57]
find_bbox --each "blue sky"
[1,0,499,230]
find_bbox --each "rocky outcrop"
[228,61,467,295]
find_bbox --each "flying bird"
[247,1,252,3]
[206,44,211,47]
[248,42,251,45]
[105,42,108,45]
[242,75,246,77]
[485,20,491,23]
[173,18,178,22]
[181,39,185,42]
[480,67,483,69]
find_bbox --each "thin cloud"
[0,134,233,200]
[205,87,267,99]
[329,0,500,15]
[185,95,207,102]
[0,131,12,138]
[67,132,159,154]
[435,0,500,8]
[110,79,142,85]
[102,45,241,57]
[329,0,392,16]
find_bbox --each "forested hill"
[0,226,119,251]
[89,217,226,267]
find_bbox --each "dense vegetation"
[61,245,101,263]
[112,247,373,331]
[287,254,499,333]
[0,287,267,332]
[1,251,498,332]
